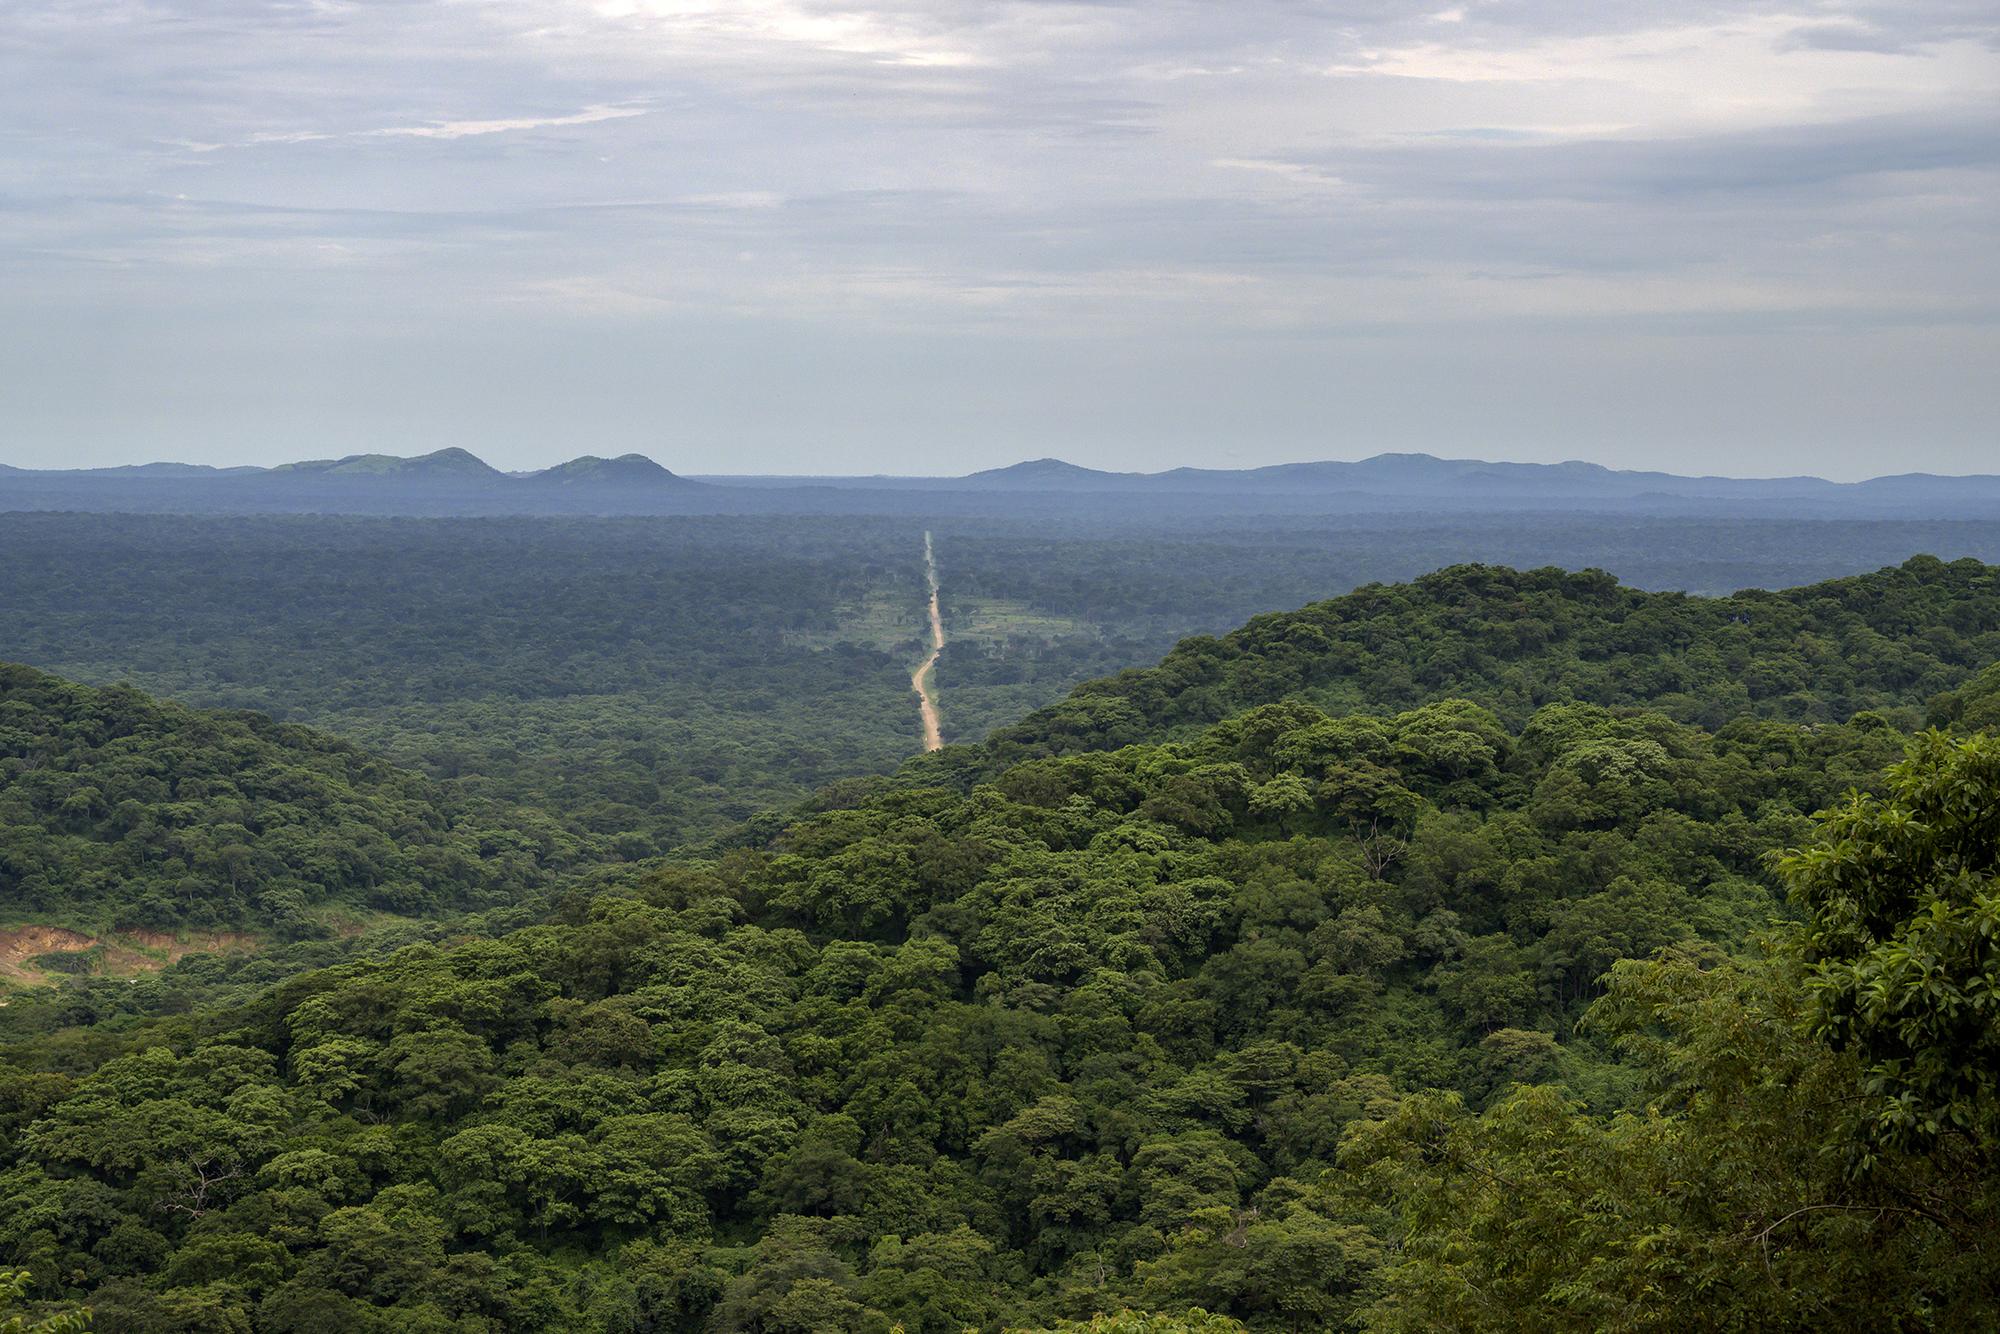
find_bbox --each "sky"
[2,1,1996,478]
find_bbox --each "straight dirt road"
[911,531,945,751]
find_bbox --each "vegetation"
[980,557,2000,764]
[7,513,1999,853]
[0,1269,88,1333]
[1,551,1997,1329]
[1345,729,2000,1328]
[0,515,930,853]
[0,664,568,934]
[0,683,1969,1325]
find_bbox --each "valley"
[1,540,1997,1330]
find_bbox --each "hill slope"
[9,450,2000,518]
[528,454,696,488]
[972,556,2000,767]
[265,447,509,483]
[958,453,2000,504]
[960,458,1149,490]
[0,663,567,937]
[4,563,1996,1328]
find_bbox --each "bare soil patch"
[0,924,257,987]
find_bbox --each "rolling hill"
[527,454,695,488]
[0,662,569,942]
[967,556,2000,769]
[0,559,1996,1328]
[264,447,509,483]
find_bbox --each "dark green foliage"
[0,664,566,931]
[0,687,1920,1328]
[1783,729,2000,1156]
[986,557,2000,763]
[0,1268,90,1332]
[1344,730,2000,1330]
[7,513,2000,852]
[0,515,936,853]
[2,557,1998,1329]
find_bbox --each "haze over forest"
[8,447,2000,520]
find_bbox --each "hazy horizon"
[4,1,1996,477]
[7,443,2000,486]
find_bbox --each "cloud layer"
[2,0,1995,474]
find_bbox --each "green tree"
[1345,731,2000,1331]
[1782,730,2000,1155]
[0,1270,88,1333]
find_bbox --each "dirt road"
[911,531,945,751]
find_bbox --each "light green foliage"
[1782,730,2000,1154]
[1008,1312,1248,1333]
[0,1270,88,1333]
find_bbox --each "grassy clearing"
[942,595,1095,649]
[781,583,928,654]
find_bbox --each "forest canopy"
[0,558,1996,1330]
[5,513,1997,853]
[0,664,569,934]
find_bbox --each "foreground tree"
[1783,730,2000,1158]
[0,1271,88,1334]
[1345,731,2000,1330]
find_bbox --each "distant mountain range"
[950,454,2000,501]
[4,448,1999,518]
[1,447,690,488]
[265,446,512,482]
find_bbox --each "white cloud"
[236,105,647,150]
[369,104,648,139]
[1325,13,2000,132]
[1210,158,1347,191]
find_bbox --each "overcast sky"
[2,1,1995,477]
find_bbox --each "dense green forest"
[0,558,1995,1329]
[0,664,570,935]
[6,514,1999,854]
[0,517,924,853]
[976,557,2000,765]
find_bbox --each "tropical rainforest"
[1,540,1998,1331]
[6,512,1999,852]
[0,664,571,934]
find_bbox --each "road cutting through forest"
[912,531,945,751]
